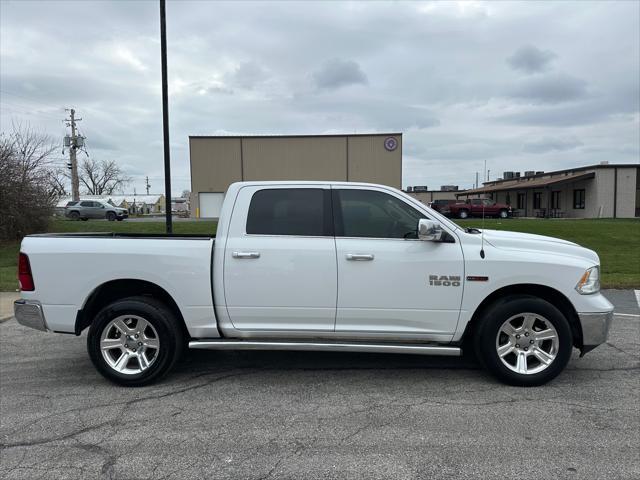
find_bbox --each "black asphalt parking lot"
[1,298,638,479]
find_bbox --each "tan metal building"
[457,163,639,218]
[189,133,402,217]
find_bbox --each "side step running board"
[188,340,461,357]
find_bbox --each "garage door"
[199,193,225,218]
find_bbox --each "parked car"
[16,181,612,387]
[65,200,128,221]
[448,198,512,219]
[429,199,464,216]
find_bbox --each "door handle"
[346,253,374,261]
[232,251,260,259]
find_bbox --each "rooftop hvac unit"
[524,171,535,177]
[406,187,413,192]
[440,185,459,191]
[536,171,544,175]
[515,172,521,178]
[412,186,429,192]
[503,171,515,179]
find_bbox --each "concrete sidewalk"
[0,292,19,322]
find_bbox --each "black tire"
[499,209,509,219]
[69,211,80,221]
[87,296,184,386]
[81,217,89,221]
[106,211,116,221]
[458,209,469,219]
[474,295,572,386]
[116,217,124,221]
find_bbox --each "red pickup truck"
[448,198,512,219]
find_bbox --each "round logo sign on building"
[384,136,398,152]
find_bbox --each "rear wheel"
[106,211,116,221]
[474,295,572,386]
[499,209,509,219]
[458,209,469,219]
[87,296,183,386]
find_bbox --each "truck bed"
[19,233,217,337]
[28,232,215,239]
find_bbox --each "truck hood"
[480,229,599,264]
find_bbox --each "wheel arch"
[462,283,583,349]
[75,279,189,340]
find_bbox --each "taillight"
[18,253,35,291]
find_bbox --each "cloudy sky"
[1,1,638,194]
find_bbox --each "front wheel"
[474,295,572,386]
[106,211,116,221]
[87,297,184,386]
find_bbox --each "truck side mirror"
[418,219,443,241]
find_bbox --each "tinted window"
[246,188,327,236]
[334,189,424,239]
[573,189,585,209]
[80,201,93,207]
[533,192,542,209]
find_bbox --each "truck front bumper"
[14,300,48,332]
[578,310,614,355]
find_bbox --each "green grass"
[454,218,640,289]
[1,217,638,291]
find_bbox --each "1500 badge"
[429,275,461,287]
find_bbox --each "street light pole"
[159,0,172,233]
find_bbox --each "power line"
[0,101,63,122]
[0,89,67,112]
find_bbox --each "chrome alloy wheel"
[495,313,559,375]
[100,315,160,375]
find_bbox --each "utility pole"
[159,0,172,233]
[145,176,151,195]
[65,109,82,202]
[475,171,479,190]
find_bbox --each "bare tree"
[48,168,70,197]
[78,158,131,195]
[0,122,57,239]
[181,189,190,198]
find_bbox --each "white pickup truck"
[15,181,613,387]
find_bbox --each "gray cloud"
[507,45,557,74]
[313,59,368,90]
[227,61,268,90]
[523,136,583,154]
[508,74,589,104]
[1,1,638,193]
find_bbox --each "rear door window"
[246,188,330,236]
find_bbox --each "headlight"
[575,266,600,294]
